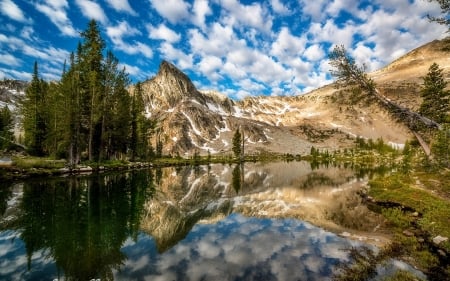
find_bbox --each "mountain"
[0,79,27,111]
[141,38,450,156]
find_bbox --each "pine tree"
[0,107,14,149]
[23,61,48,156]
[432,124,450,167]
[80,20,105,161]
[108,67,131,159]
[420,63,450,124]
[130,82,151,161]
[232,128,241,158]
[60,51,83,165]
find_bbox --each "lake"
[0,161,402,280]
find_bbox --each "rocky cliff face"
[139,39,450,156]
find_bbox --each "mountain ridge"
[2,39,448,156]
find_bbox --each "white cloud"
[298,0,328,22]
[308,19,356,48]
[270,0,290,15]
[106,21,153,58]
[271,27,307,61]
[107,21,140,39]
[0,0,29,23]
[189,23,239,57]
[0,68,31,80]
[105,0,136,15]
[198,55,222,76]
[0,53,21,66]
[147,24,181,43]
[149,0,191,24]
[20,26,34,40]
[192,0,212,29]
[303,44,324,61]
[222,62,247,80]
[22,45,69,65]
[159,42,193,70]
[119,63,152,80]
[35,0,77,37]
[218,0,272,32]
[75,0,108,24]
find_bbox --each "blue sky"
[0,0,447,99]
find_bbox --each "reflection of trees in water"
[309,161,392,181]
[17,171,154,280]
[232,164,242,194]
[0,181,13,216]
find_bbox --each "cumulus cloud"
[270,0,290,15]
[0,0,30,23]
[147,24,181,43]
[159,42,193,70]
[218,0,273,32]
[105,0,136,15]
[75,0,108,24]
[149,0,191,24]
[115,214,360,280]
[303,44,325,61]
[106,21,153,58]
[271,27,307,61]
[35,0,77,37]
[192,0,212,29]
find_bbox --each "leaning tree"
[328,45,442,155]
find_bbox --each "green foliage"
[431,124,450,167]
[232,164,242,193]
[20,20,150,164]
[0,106,14,149]
[232,128,241,159]
[17,172,154,280]
[130,82,153,161]
[419,63,449,124]
[156,136,163,158]
[328,45,376,93]
[22,62,49,156]
[369,173,450,253]
[401,141,413,174]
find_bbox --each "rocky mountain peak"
[141,60,204,109]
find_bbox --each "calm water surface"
[0,162,388,280]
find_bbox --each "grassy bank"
[347,168,450,280]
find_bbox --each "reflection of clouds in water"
[117,214,358,280]
[0,230,57,281]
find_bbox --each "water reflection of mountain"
[141,162,388,252]
[0,162,390,280]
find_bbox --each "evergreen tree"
[60,51,83,165]
[0,107,14,149]
[420,63,450,124]
[108,67,131,159]
[432,124,450,167]
[22,61,48,156]
[130,82,151,161]
[80,19,105,161]
[232,128,241,158]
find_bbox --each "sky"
[0,0,448,99]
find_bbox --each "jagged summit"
[141,60,204,109]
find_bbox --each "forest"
[18,20,153,167]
